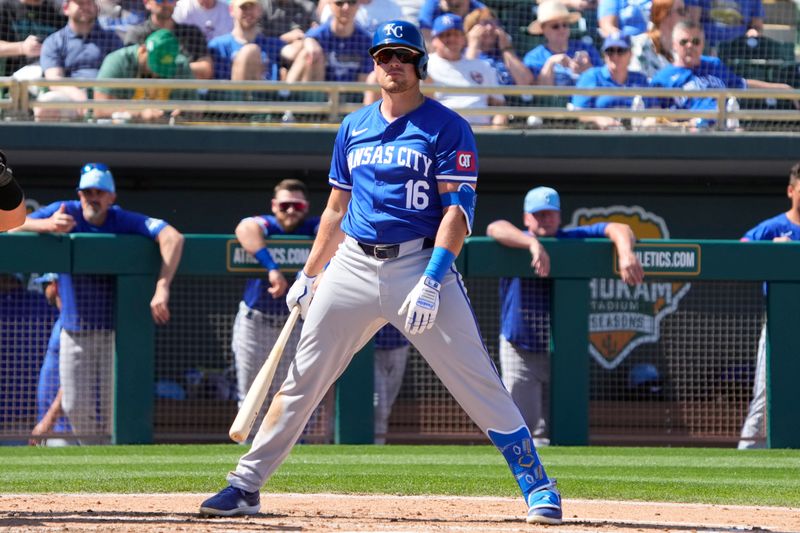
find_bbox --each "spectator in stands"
[0,0,66,77]
[231,179,320,441]
[124,0,212,79]
[629,0,686,78]
[524,0,602,86]
[737,162,800,450]
[418,0,484,44]
[687,0,763,50]
[28,273,74,447]
[259,0,316,69]
[463,7,533,86]
[11,163,184,445]
[426,14,506,125]
[208,0,283,81]
[97,0,147,39]
[173,0,232,41]
[0,150,26,232]
[486,186,643,444]
[285,0,371,83]
[373,325,411,444]
[319,0,406,33]
[599,0,659,37]
[35,0,123,121]
[571,33,650,128]
[650,21,795,121]
[94,29,196,123]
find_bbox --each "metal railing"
[2,77,799,130]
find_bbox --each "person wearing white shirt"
[173,0,234,41]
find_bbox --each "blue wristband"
[423,246,456,283]
[254,247,279,272]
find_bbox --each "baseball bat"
[229,305,301,443]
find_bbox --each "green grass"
[1,445,798,507]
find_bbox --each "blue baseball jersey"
[500,224,608,352]
[330,98,478,244]
[418,0,486,29]
[743,213,800,242]
[571,65,650,109]
[208,33,283,80]
[242,214,321,314]
[374,323,410,349]
[29,200,168,331]
[305,21,373,82]
[650,56,745,111]
[523,41,603,86]
[36,316,72,432]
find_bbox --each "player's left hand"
[150,283,171,325]
[398,275,441,335]
[267,269,289,298]
[618,251,644,285]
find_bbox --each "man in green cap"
[94,29,197,123]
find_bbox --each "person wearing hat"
[426,13,507,126]
[94,28,196,122]
[523,0,601,86]
[208,0,283,81]
[571,32,651,129]
[486,186,642,443]
[11,163,185,445]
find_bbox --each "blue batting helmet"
[369,20,428,80]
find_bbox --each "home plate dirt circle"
[1,493,798,532]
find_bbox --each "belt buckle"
[374,245,395,260]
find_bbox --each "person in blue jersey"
[12,163,184,444]
[373,324,411,444]
[523,0,602,87]
[208,0,283,81]
[738,162,800,450]
[650,21,794,121]
[486,186,643,444]
[28,273,75,447]
[201,20,564,526]
[463,7,533,86]
[418,0,485,44]
[571,33,650,129]
[230,179,320,441]
[285,0,372,83]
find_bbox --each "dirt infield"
[1,493,799,532]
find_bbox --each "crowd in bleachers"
[0,0,798,126]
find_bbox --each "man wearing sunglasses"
[12,162,185,444]
[650,20,795,122]
[229,179,320,442]
[201,19,563,527]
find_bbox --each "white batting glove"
[398,275,441,335]
[286,270,316,319]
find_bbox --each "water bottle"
[725,97,740,131]
[630,95,645,131]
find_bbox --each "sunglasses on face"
[678,37,702,46]
[372,48,419,64]
[278,201,308,212]
[604,47,629,55]
[333,0,358,5]
[545,22,570,30]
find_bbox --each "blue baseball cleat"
[526,482,563,525]
[199,485,261,517]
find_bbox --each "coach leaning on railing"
[0,150,26,232]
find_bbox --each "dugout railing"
[2,233,799,448]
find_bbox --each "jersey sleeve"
[328,119,353,190]
[560,223,608,238]
[743,221,775,241]
[39,33,60,72]
[115,208,168,239]
[597,0,622,19]
[28,201,63,219]
[434,116,478,185]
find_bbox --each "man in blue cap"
[486,186,643,443]
[12,163,184,444]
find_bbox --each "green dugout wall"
[2,233,799,448]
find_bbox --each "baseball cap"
[145,29,179,78]
[432,14,464,37]
[78,162,116,193]
[524,186,560,213]
[602,32,632,52]
[33,272,59,285]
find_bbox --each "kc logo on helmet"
[456,151,475,171]
[383,23,403,38]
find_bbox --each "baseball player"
[738,162,800,450]
[12,163,185,444]
[231,179,320,441]
[486,186,643,442]
[0,150,26,231]
[200,20,563,525]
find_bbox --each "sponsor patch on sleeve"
[456,151,476,172]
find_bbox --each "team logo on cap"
[383,23,403,38]
[456,151,475,171]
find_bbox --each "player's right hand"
[286,270,316,319]
[49,203,76,233]
[398,275,441,335]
